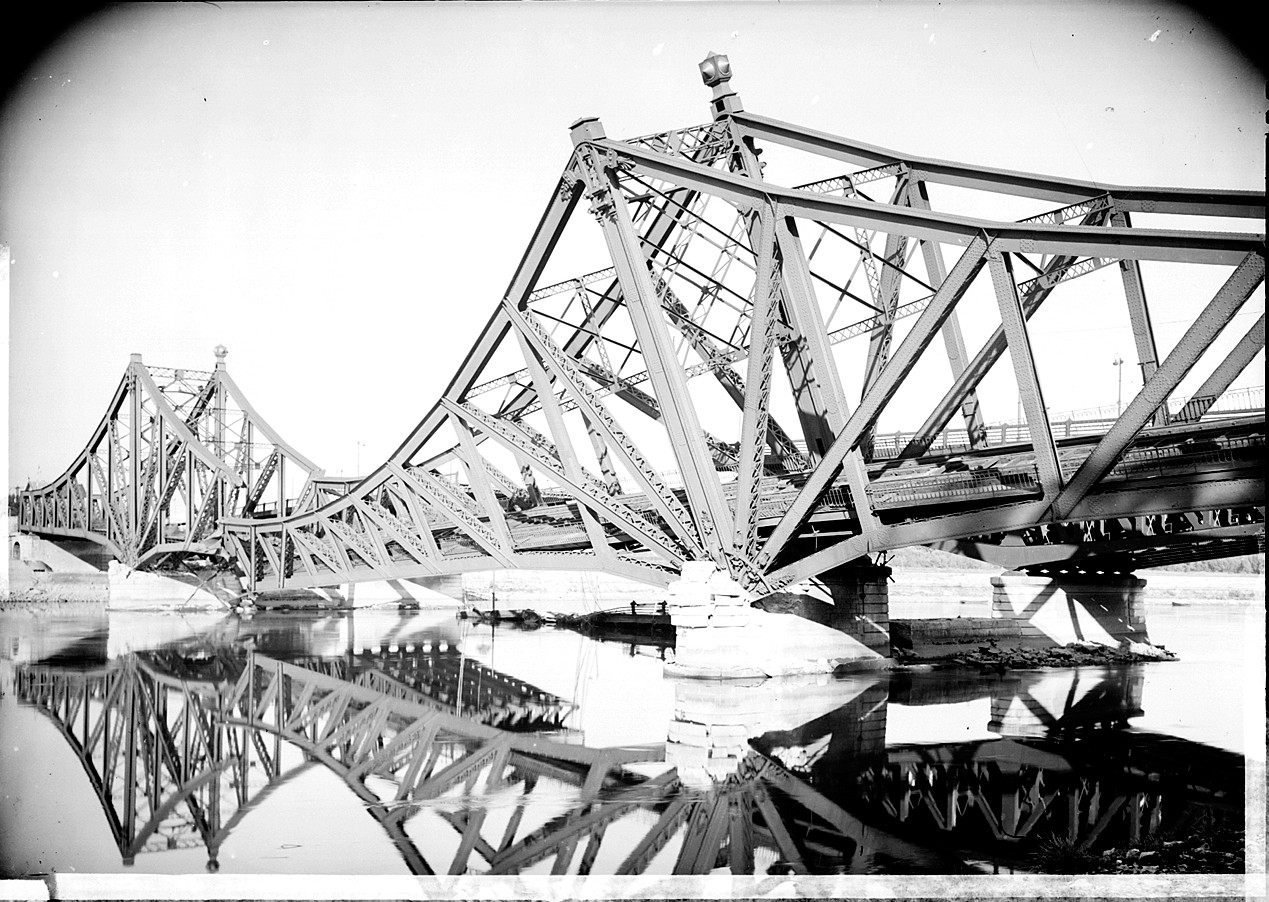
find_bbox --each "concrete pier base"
[989,668,1145,738]
[991,571,1149,646]
[108,562,242,611]
[665,672,886,785]
[819,562,892,653]
[664,563,885,679]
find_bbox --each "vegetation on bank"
[1030,810,1243,874]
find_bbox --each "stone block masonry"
[890,617,1023,656]
[663,563,885,678]
[819,562,892,653]
[991,572,1149,646]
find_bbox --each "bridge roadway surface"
[291,414,1264,584]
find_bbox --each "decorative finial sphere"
[214,344,228,361]
[699,52,731,87]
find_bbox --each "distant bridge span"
[19,55,1265,596]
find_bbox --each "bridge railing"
[867,466,1043,511]
[1055,384,1265,425]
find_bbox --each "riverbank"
[891,637,1178,670]
[1032,820,1244,874]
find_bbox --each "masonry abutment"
[818,562,893,654]
[664,561,888,678]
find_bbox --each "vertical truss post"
[733,207,777,559]
[213,353,228,535]
[276,455,286,517]
[988,249,1062,498]
[773,213,880,533]
[758,235,989,570]
[129,357,143,544]
[1110,209,1162,424]
[572,117,735,568]
[154,415,165,545]
[1049,251,1265,519]
[898,208,1106,459]
[860,221,910,458]
[909,179,987,445]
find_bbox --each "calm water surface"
[0,594,1258,878]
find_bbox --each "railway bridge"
[17,56,1265,669]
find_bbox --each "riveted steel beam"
[758,235,990,570]
[449,413,515,552]
[898,208,1110,459]
[732,111,1265,218]
[733,207,779,559]
[593,138,1260,265]
[444,397,685,565]
[908,179,987,445]
[989,249,1062,498]
[573,121,735,567]
[1049,252,1265,519]
[387,461,515,568]
[1172,314,1266,423]
[507,296,703,557]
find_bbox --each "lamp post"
[1112,355,1125,416]
[356,442,365,476]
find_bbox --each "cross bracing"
[19,351,322,569]
[15,649,1240,875]
[21,56,1265,591]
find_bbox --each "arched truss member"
[16,650,1239,875]
[21,56,1261,591]
[223,55,1263,595]
[19,347,321,569]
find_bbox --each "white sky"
[3,1,1264,488]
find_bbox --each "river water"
[0,577,1262,882]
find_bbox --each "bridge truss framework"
[20,55,1265,594]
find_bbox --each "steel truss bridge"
[19,55,1265,594]
[18,348,321,570]
[13,646,1241,875]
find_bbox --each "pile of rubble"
[893,638,1178,670]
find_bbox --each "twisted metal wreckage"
[20,54,1266,599]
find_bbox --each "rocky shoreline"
[1031,826,1244,875]
[891,638,1179,670]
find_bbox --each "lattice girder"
[40,58,1264,593]
[20,352,321,569]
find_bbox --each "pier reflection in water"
[0,607,1246,877]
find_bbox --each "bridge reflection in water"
[12,627,1242,876]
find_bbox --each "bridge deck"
[422,416,1263,565]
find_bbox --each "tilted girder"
[25,56,1261,591]
[221,55,1261,595]
[19,348,322,569]
[18,648,1238,874]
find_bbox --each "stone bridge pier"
[665,672,887,785]
[663,558,1158,678]
[664,561,891,678]
[990,571,1150,647]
